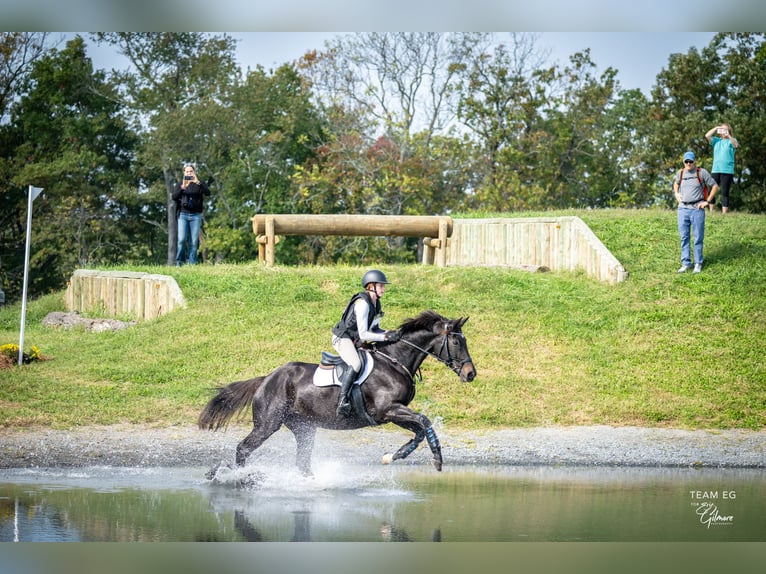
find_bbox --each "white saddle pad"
[312,351,375,387]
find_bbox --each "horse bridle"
[398,331,471,375]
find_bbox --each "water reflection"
[1,465,764,542]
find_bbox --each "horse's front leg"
[381,406,443,471]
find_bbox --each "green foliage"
[0,36,138,302]
[3,32,766,309]
[1,210,764,431]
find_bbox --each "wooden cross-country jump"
[252,214,453,267]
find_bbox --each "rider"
[332,269,401,417]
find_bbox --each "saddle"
[312,350,378,425]
[312,349,374,388]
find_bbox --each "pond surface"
[1,463,764,542]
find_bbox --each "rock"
[42,310,136,331]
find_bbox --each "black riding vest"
[332,291,381,342]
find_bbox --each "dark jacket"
[172,180,210,215]
[332,291,382,342]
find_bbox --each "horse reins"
[377,331,469,378]
[371,347,421,384]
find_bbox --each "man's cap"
[683,151,695,162]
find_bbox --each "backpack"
[678,167,709,200]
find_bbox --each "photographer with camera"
[705,123,739,214]
[172,163,211,265]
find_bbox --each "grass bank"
[1,209,764,430]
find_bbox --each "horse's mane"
[397,310,447,335]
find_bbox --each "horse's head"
[399,311,476,382]
[435,316,476,382]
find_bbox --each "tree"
[203,63,326,263]
[455,33,552,210]
[596,88,654,207]
[0,32,50,123]
[303,33,482,208]
[709,33,766,212]
[648,45,721,206]
[1,36,136,301]
[0,33,52,302]
[93,32,239,265]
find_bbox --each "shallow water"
[1,464,764,542]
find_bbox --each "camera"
[717,128,728,136]
[183,175,193,181]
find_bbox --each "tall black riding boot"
[336,367,357,417]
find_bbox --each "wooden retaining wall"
[65,270,186,321]
[447,217,628,284]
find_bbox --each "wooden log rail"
[252,214,453,266]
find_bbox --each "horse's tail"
[198,376,265,431]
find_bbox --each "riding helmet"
[362,269,390,288]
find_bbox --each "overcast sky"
[78,32,716,97]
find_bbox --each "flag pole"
[18,185,43,365]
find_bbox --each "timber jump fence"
[252,213,453,267]
[252,213,627,284]
[65,269,186,321]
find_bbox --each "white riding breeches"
[332,335,362,372]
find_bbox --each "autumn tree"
[291,33,484,263]
[455,33,551,211]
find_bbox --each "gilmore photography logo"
[690,490,735,529]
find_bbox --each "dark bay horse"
[198,310,476,475]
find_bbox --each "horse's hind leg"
[236,421,281,467]
[285,420,317,477]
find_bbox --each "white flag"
[19,185,44,364]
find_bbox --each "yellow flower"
[0,343,19,359]
[0,343,42,363]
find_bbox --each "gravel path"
[1,424,764,469]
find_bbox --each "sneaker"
[677,265,691,273]
[693,264,702,274]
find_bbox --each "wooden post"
[265,216,275,266]
[436,217,449,267]
[422,237,442,265]
[422,238,435,265]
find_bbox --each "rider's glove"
[384,330,401,342]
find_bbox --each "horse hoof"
[236,471,265,489]
[381,453,394,465]
[205,462,230,480]
[432,459,442,472]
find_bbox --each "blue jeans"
[677,207,705,267]
[176,211,203,265]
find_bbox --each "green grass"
[1,209,764,430]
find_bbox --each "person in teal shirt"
[705,123,739,214]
